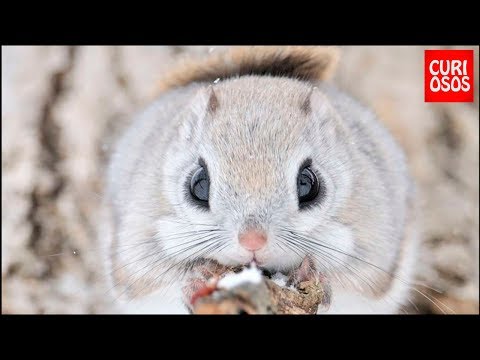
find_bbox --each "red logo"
[425,50,474,102]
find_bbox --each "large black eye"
[297,162,321,209]
[190,163,210,207]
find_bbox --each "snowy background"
[2,46,479,314]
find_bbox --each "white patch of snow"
[217,265,262,290]
[271,272,288,287]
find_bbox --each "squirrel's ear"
[207,86,219,113]
[301,87,329,118]
[180,86,219,140]
[190,86,219,119]
[303,87,347,141]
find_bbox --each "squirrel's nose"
[239,230,267,251]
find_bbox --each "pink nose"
[239,230,267,251]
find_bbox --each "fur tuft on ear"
[156,46,340,95]
[300,86,316,114]
[178,86,218,140]
[207,86,219,114]
[304,86,331,117]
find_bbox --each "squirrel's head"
[160,77,355,272]
[107,48,412,305]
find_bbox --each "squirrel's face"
[159,78,356,274]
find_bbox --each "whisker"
[101,231,223,289]
[291,228,442,293]
[281,234,379,296]
[281,228,454,314]
[41,227,221,259]
[146,241,230,305]
[110,237,213,295]
[295,237,406,311]
[124,236,226,302]
[116,232,225,300]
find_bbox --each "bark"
[193,277,330,315]
[188,258,331,314]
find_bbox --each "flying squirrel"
[100,46,418,314]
